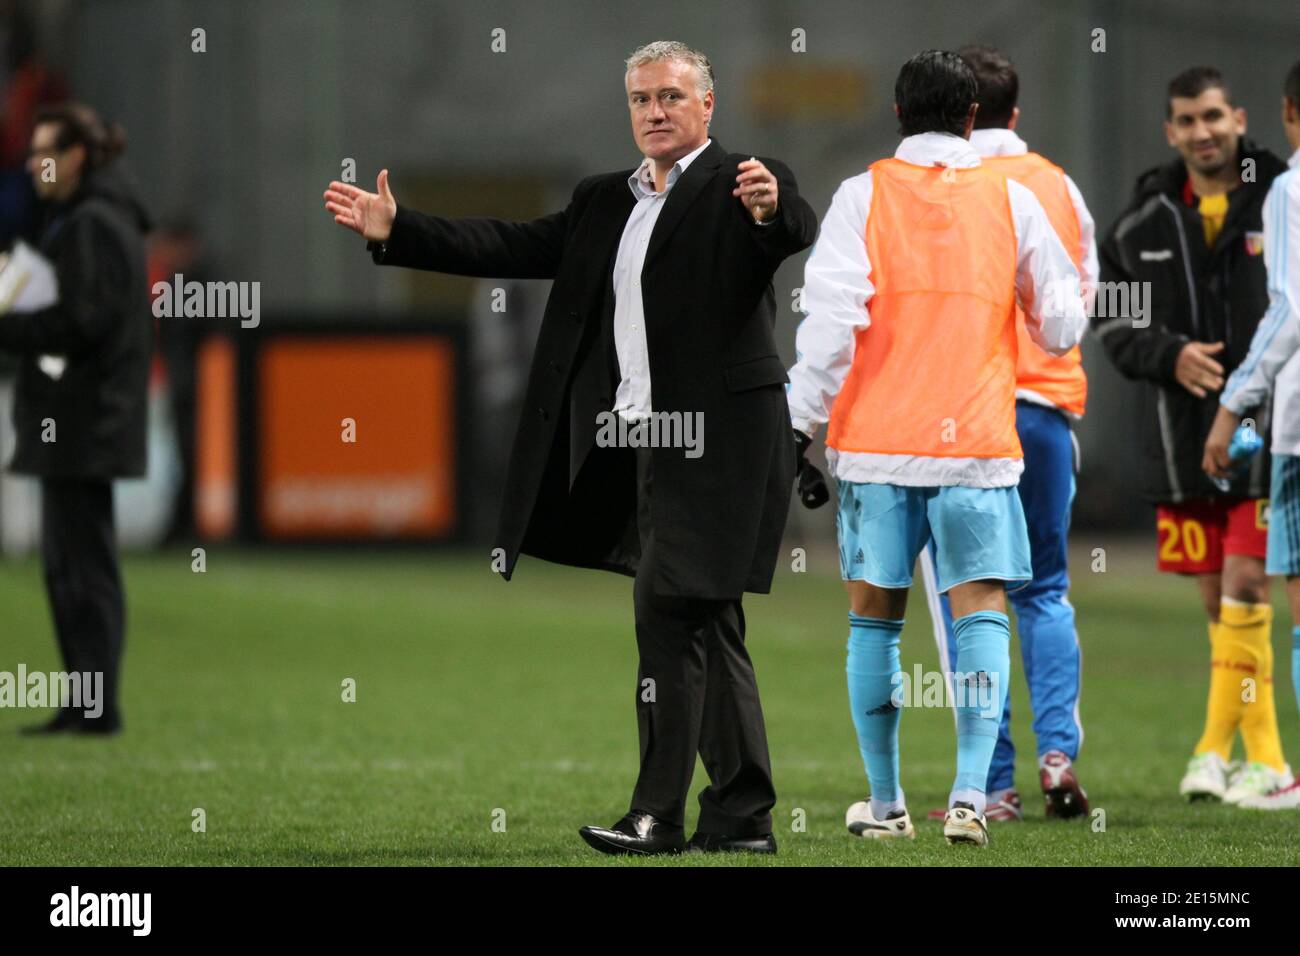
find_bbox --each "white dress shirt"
[612,137,713,421]
[1222,146,1300,456]
[785,131,1087,487]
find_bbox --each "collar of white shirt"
[968,127,1029,158]
[629,137,713,197]
[1289,146,1300,170]
[894,131,982,170]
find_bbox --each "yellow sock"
[1194,620,1239,760]
[1225,599,1287,770]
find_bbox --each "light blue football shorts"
[1266,453,1300,576]
[835,479,1033,593]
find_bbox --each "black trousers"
[40,478,125,728]
[629,446,776,835]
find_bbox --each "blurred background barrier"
[2,0,1299,552]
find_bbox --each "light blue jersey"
[1222,157,1300,456]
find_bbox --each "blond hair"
[625,40,714,97]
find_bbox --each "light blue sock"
[949,610,1012,815]
[847,613,905,808]
[1292,626,1300,718]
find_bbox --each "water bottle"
[1209,422,1263,492]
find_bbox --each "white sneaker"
[943,803,988,846]
[1237,778,1300,810]
[1224,762,1293,805]
[1179,752,1230,801]
[846,800,915,839]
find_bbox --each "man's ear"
[1234,105,1248,136]
[1008,106,1020,131]
[962,103,978,139]
[1163,120,1177,149]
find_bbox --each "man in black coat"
[0,104,152,735]
[325,40,817,854]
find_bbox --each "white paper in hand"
[0,240,59,313]
[0,241,65,379]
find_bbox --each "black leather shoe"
[19,708,81,736]
[78,713,123,736]
[685,831,778,855]
[579,811,685,856]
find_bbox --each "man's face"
[1283,94,1300,152]
[626,58,713,163]
[26,122,80,200]
[1165,87,1246,177]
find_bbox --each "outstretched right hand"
[323,169,397,242]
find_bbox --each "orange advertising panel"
[195,336,238,539]
[258,337,456,539]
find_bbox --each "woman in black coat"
[0,102,152,735]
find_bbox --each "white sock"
[949,787,986,816]
[870,788,907,819]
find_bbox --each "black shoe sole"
[19,723,80,736]
[847,822,889,837]
[1043,788,1089,819]
[686,841,777,854]
[578,828,682,856]
[78,722,123,736]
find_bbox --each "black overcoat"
[372,139,817,598]
[0,168,152,479]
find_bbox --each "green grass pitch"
[1,542,1297,866]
